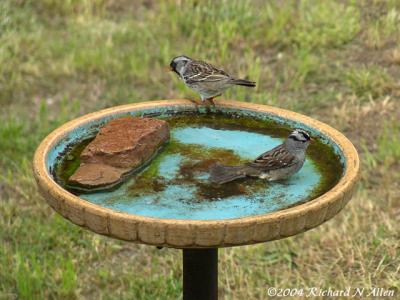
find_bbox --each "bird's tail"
[230,79,256,87]
[210,163,248,184]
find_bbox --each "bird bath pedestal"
[33,100,359,300]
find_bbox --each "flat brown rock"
[68,116,169,191]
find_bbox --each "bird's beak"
[165,66,173,72]
[310,137,314,143]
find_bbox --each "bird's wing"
[184,60,231,84]
[247,144,298,171]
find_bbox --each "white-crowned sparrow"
[169,55,256,104]
[210,129,312,184]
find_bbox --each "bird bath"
[33,100,359,299]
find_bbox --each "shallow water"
[55,114,343,220]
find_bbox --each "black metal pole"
[182,248,218,300]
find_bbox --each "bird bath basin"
[33,100,359,299]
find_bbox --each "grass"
[345,65,393,99]
[1,0,400,299]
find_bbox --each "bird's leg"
[206,97,215,106]
[187,98,202,106]
[205,94,221,106]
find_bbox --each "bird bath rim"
[33,99,360,248]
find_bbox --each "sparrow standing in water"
[169,55,256,105]
[210,129,312,184]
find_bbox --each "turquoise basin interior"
[49,106,344,220]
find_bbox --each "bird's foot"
[187,98,202,106]
[205,97,216,106]
[205,94,221,106]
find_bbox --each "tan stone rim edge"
[33,99,360,248]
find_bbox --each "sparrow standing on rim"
[210,129,312,184]
[169,55,256,105]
